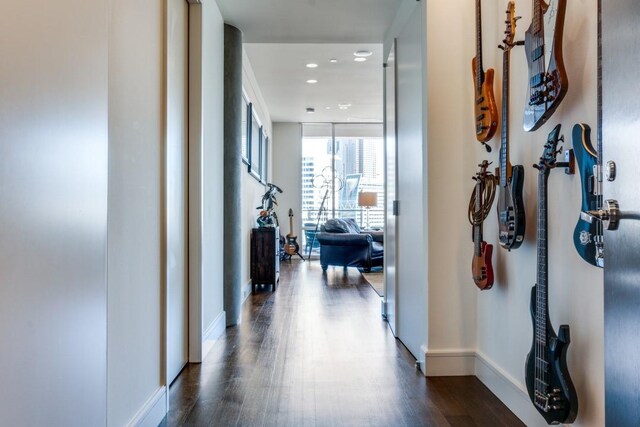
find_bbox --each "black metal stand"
[307,187,330,260]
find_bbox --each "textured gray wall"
[223,24,243,326]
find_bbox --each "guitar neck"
[289,215,294,235]
[500,47,511,187]
[532,0,543,34]
[536,171,549,342]
[596,0,603,167]
[474,179,483,255]
[475,0,484,89]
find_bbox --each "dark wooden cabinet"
[250,227,280,292]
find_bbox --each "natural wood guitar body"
[472,59,499,143]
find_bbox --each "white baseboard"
[475,351,546,427]
[202,310,226,360]
[242,279,252,304]
[424,348,476,376]
[126,386,167,427]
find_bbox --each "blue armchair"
[316,218,383,272]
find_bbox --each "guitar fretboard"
[475,0,484,91]
[500,43,511,188]
[535,169,550,397]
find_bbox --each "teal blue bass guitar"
[572,123,603,267]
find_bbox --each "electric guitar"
[525,124,578,425]
[572,124,603,267]
[472,0,499,147]
[523,0,568,132]
[496,2,526,251]
[470,161,495,290]
[284,209,304,261]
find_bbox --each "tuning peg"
[558,135,565,142]
[516,16,522,21]
[533,164,540,170]
[498,44,505,50]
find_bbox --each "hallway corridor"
[163,262,523,427]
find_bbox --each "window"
[301,123,384,235]
[249,106,262,180]
[241,93,250,164]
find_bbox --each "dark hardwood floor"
[162,261,524,427]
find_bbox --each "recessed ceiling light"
[306,79,318,84]
[354,57,367,62]
[354,50,373,57]
[306,63,318,68]
[306,107,315,114]
[325,106,331,110]
[329,59,338,63]
[338,103,351,108]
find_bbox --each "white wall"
[107,0,165,425]
[271,123,303,240]
[189,0,226,359]
[420,0,604,426]
[0,0,108,424]
[241,49,273,296]
[201,0,226,346]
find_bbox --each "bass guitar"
[572,124,603,267]
[573,2,605,268]
[496,2,526,251]
[525,124,578,424]
[469,160,496,290]
[523,0,568,132]
[284,208,304,261]
[472,0,499,148]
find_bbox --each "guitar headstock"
[498,1,520,51]
[535,124,564,174]
[474,160,492,181]
[288,208,294,217]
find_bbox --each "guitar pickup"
[530,73,544,88]
[476,114,485,121]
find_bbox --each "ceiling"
[218,0,400,123]
[216,0,402,43]
[244,43,383,123]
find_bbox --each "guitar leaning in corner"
[284,209,304,261]
[496,2,526,251]
[525,124,578,425]
[469,161,496,290]
[472,0,499,148]
[523,0,568,132]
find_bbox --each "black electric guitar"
[496,2,526,250]
[525,124,578,425]
[284,209,304,261]
[472,0,499,147]
[523,0,568,132]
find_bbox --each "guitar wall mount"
[558,148,575,175]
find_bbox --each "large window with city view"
[301,123,384,252]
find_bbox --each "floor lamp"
[358,191,378,229]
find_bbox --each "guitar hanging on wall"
[469,160,496,290]
[572,124,603,267]
[472,0,499,150]
[572,1,605,268]
[525,124,578,425]
[496,2,526,251]
[523,0,568,132]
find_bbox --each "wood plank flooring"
[162,261,524,427]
